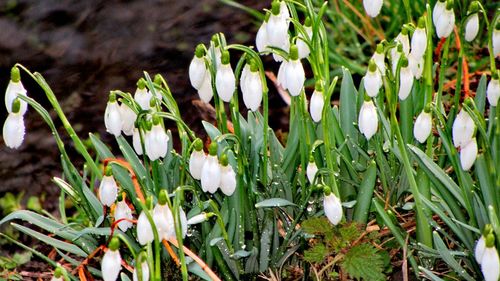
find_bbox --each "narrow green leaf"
[255,198,297,208]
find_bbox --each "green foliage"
[341,244,385,281]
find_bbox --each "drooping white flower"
[358,100,378,140]
[452,109,475,148]
[144,122,169,161]
[133,260,150,281]
[241,63,263,112]
[465,13,479,42]
[134,86,152,110]
[201,154,221,194]
[220,163,237,196]
[189,149,206,180]
[3,112,25,149]
[481,246,500,281]
[323,192,342,225]
[114,199,133,232]
[132,128,143,155]
[5,79,28,115]
[266,1,289,59]
[414,110,432,143]
[487,76,500,106]
[277,60,289,90]
[101,240,122,281]
[408,53,424,79]
[493,25,500,57]
[215,51,236,102]
[395,31,410,56]
[310,87,324,123]
[475,236,486,264]
[153,202,175,240]
[198,73,213,103]
[99,175,118,207]
[306,160,318,183]
[136,211,154,245]
[433,0,447,28]
[411,23,427,60]
[256,19,269,53]
[188,213,208,225]
[436,6,455,39]
[120,103,136,136]
[363,0,383,18]
[363,60,382,98]
[390,44,403,76]
[285,45,305,97]
[104,97,122,137]
[297,24,312,59]
[189,44,207,90]
[372,44,386,75]
[460,138,478,171]
[398,61,414,100]
[208,40,222,70]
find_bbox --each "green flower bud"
[221,50,230,65]
[486,233,496,248]
[54,267,63,278]
[108,237,120,251]
[137,78,146,90]
[368,59,377,72]
[271,0,280,15]
[219,153,229,166]
[195,44,206,58]
[304,17,312,27]
[109,92,117,103]
[208,142,218,156]
[314,79,323,92]
[249,58,259,72]
[289,44,299,61]
[11,66,20,83]
[417,16,426,29]
[193,138,203,151]
[323,186,332,196]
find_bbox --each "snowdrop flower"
[433,0,446,28]
[134,80,152,110]
[120,102,136,136]
[363,0,383,18]
[99,172,118,207]
[198,73,213,103]
[5,67,27,115]
[398,57,414,100]
[133,253,150,281]
[310,81,324,122]
[219,154,237,196]
[201,142,221,193]
[436,0,455,39]
[372,43,386,75]
[494,22,500,57]
[189,139,206,180]
[114,198,133,232]
[297,18,312,59]
[487,74,500,106]
[475,235,486,264]
[3,99,25,149]
[277,60,289,90]
[208,36,223,69]
[358,99,378,140]
[256,14,270,53]
[390,44,403,76]
[266,1,290,61]
[363,59,382,98]
[137,210,154,245]
[132,128,143,155]
[395,29,410,56]
[306,157,318,183]
[460,138,477,171]
[414,109,432,143]
[285,45,305,97]
[215,50,236,102]
[188,212,210,225]
[241,60,263,112]
[153,191,175,240]
[104,93,122,137]
[102,237,122,281]
[144,117,169,161]
[411,18,427,60]
[452,108,475,148]
[189,44,207,90]
[323,187,342,225]
[481,234,500,281]
[408,53,424,79]
[50,268,64,281]
[464,11,479,42]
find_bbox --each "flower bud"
[413,110,432,143]
[104,95,123,137]
[460,138,477,171]
[363,0,383,18]
[464,13,479,42]
[436,3,455,39]
[487,75,500,106]
[187,212,209,225]
[306,158,318,183]
[120,103,136,136]
[134,83,152,110]
[144,122,169,161]
[363,60,382,97]
[102,238,122,281]
[481,245,500,281]
[284,45,305,97]
[215,51,236,102]
[358,100,378,140]
[310,82,324,122]
[398,58,414,100]
[99,175,118,207]
[241,62,263,112]
[189,44,207,90]
[136,211,154,245]
[3,111,25,149]
[323,191,342,225]
[114,199,133,232]
[452,109,475,148]
[5,67,28,115]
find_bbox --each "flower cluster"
[3,66,27,149]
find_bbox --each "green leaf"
[474,74,487,115]
[339,67,358,160]
[341,243,385,281]
[302,217,333,235]
[255,198,297,208]
[304,243,327,263]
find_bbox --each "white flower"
[358,100,378,140]
[241,64,263,112]
[433,0,446,28]
[132,128,143,155]
[436,7,455,39]
[460,138,477,171]
[189,48,207,90]
[256,20,269,53]
[452,109,475,148]
[487,77,500,106]
[323,193,342,225]
[99,175,118,207]
[481,246,500,281]
[363,0,383,18]
[120,103,136,136]
[137,211,154,245]
[5,81,27,115]
[363,62,382,98]
[266,1,289,54]
[3,112,25,149]
[134,87,152,110]
[493,28,500,57]
[465,13,479,42]
[372,48,386,76]
[390,46,402,76]
[408,53,424,79]
[153,203,174,240]
[310,89,324,122]
[101,249,121,281]
[114,199,133,232]
[201,154,221,193]
[272,37,290,62]
[395,32,410,56]
[475,236,486,264]
[411,26,427,60]
[398,64,414,100]
[145,123,169,161]
[414,111,432,143]
[297,25,312,59]
[208,43,222,69]
[198,73,213,103]
[306,161,318,183]
[104,100,122,137]
[215,60,236,102]
[220,164,237,196]
[277,60,289,90]
[133,260,149,281]
[188,213,208,225]
[285,46,305,97]
[189,149,206,180]
[178,207,188,238]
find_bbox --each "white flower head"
[285,45,305,97]
[310,82,325,122]
[475,236,486,264]
[198,72,213,103]
[102,238,122,281]
[99,175,118,207]
[188,213,209,225]
[465,13,479,42]
[120,102,136,136]
[5,67,28,115]
[433,0,447,28]
[306,158,318,183]
[189,139,206,180]
[436,3,455,39]
[358,99,379,140]
[104,94,123,137]
[266,1,289,57]
[414,110,432,143]
[390,43,403,76]
[372,43,386,75]
[153,201,174,240]
[189,44,208,90]
[215,50,236,102]
[408,52,424,80]
[201,142,221,193]
[493,22,500,57]
[487,75,500,106]
[241,62,263,112]
[137,211,154,245]
[256,18,269,53]
[363,0,383,18]
[481,244,500,281]
[460,138,478,171]
[144,119,169,161]
[219,155,237,196]
[277,60,289,90]
[132,128,143,155]
[364,59,382,98]
[410,19,427,60]
[452,108,475,148]
[114,198,133,232]
[134,81,152,110]
[398,58,414,100]
[395,30,410,56]
[323,189,342,225]
[3,109,25,149]
[133,259,150,281]
[297,21,312,59]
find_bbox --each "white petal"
[285,60,305,97]
[201,155,221,193]
[410,27,427,59]
[114,200,133,232]
[134,88,152,110]
[487,78,500,106]
[133,261,150,281]
[436,9,455,38]
[189,150,206,180]
[145,124,169,161]
[359,101,378,140]
[277,61,289,90]
[297,26,312,59]
[215,64,236,102]
[101,250,122,281]
[465,14,479,42]
[398,66,414,100]
[178,207,188,238]
[242,71,263,112]
[3,112,25,149]
[188,213,207,225]
[266,14,289,50]
[433,1,446,28]
[414,111,432,143]
[153,203,174,240]
[460,138,477,171]
[137,211,154,245]
[475,236,486,264]
[493,30,500,57]
[310,90,324,122]
[481,247,500,281]
[323,193,342,225]
[5,81,28,115]
[120,103,136,136]
[372,52,386,76]
[198,74,213,103]
[408,53,424,79]
[396,32,410,56]
[132,128,143,155]
[363,0,383,18]
[105,101,123,137]
[306,162,318,183]
[189,56,207,90]
[363,70,382,97]
[256,22,269,53]
[99,176,118,207]
[220,165,237,196]
[452,109,475,148]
